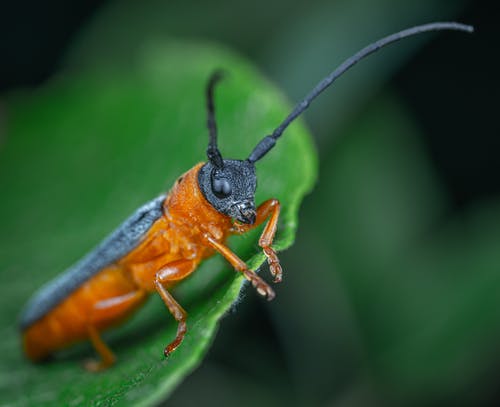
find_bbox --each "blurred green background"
[1,0,499,406]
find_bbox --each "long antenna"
[247,22,474,163]
[206,70,225,169]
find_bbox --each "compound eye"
[212,177,232,198]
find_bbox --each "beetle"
[19,22,473,371]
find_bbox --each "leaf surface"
[0,42,317,406]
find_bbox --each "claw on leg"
[263,247,282,283]
[242,269,275,300]
[164,319,187,357]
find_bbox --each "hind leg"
[84,290,147,372]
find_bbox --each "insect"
[19,22,473,371]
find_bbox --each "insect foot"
[83,358,114,373]
[243,269,276,300]
[263,247,282,283]
[163,320,187,358]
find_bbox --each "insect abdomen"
[22,264,145,361]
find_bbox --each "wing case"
[19,194,166,329]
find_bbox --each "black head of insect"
[198,22,473,224]
[198,71,258,224]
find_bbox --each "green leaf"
[0,41,317,406]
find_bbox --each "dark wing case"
[19,194,166,330]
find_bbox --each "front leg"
[205,235,275,300]
[232,199,282,283]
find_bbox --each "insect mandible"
[19,22,473,371]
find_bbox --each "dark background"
[1,0,499,406]
[0,0,498,207]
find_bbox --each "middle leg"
[152,259,198,357]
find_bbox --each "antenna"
[206,70,225,169]
[247,22,474,163]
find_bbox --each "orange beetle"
[19,22,472,371]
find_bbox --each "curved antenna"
[206,70,225,169]
[247,22,474,163]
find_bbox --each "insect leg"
[85,325,116,372]
[85,290,147,372]
[153,259,198,357]
[205,235,275,300]
[232,199,282,283]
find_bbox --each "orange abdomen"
[22,265,145,361]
